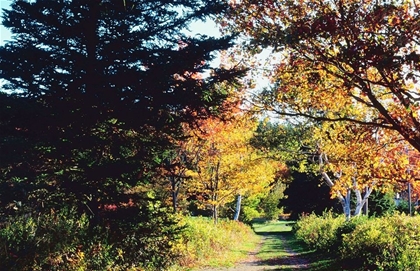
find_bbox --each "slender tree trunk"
[354,191,366,217]
[322,171,351,219]
[233,194,242,221]
[354,184,374,216]
[170,175,178,213]
[365,187,369,215]
[212,204,218,224]
[408,182,412,216]
[344,190,351,220]
[354,185,363,216]
[211,160,220,224]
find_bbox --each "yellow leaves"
[270,55,358,115]
[183,111,277,209]
[366,66,382,82]
[184,169,198,178]
[311,114,415,200]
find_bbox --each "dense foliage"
[294,213,420,270]
[224,0,420,219]
[0,0,244,269]
[226,0,420,152]
[4,0,420,269]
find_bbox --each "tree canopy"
[225,0,420,152]
[182,103,278,222]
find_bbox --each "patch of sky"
[184,18,223,72]
[0,1,11,44]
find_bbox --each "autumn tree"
[249,115,419,219]
[250,121,340,218]
[301,101,420,219]
[184,111,277,223]
[225,0,420,153]
[0,0,244,269]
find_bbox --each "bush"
[294,212,420,270]
[0,208,104,271]
[241,205,262,224]
[174,216,258,268]
[335,215,369,248]
[368,191,396,216]
[340,214,420,271]
[293,211,346,252]
[0,200,183,271]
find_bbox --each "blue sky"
[0,1,11,43]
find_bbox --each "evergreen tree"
[0,0,243,269]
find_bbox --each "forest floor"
[196,220,314,271]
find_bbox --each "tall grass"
[172,216,260,270]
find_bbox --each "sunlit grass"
[252,220,296,261]
[170,217,261,271]
[252,219,295,234]
[252,219,338,271]
[175,218,341,271]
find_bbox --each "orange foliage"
[225,0,420,153]
[182,105,277,219]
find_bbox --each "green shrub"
[368,191,396,216]
[294,211,345,252]
[260,184,284,221]
[0,208,101,271]
[335,215,369,248]
[340,214,420,271]
[0,201,183,271]
[294,212,420,270]
[241,206,261,224]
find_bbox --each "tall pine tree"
[0,0,243,269]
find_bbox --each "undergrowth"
[171,216,260,270]
[294,212,420,270]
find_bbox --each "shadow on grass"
[250,220,340,271]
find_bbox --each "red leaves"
[311,13,338,34]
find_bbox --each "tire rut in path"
[197,233,310,271]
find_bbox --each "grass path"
[252,220,311,270]
[196,220,320,271]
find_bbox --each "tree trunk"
[322,171,351,219]
[212,204,218,224]
[364,187,369,216]
[233,194,242,221]
[171,175,178,213]
[211,160,220,224]
[344,189,351,220]
[408,182,412,216]
[354,184,374,216]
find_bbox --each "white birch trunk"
[321,171,351,220]
[233,194,242,221]
[319,150,375,220]
[354,183,374,216]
